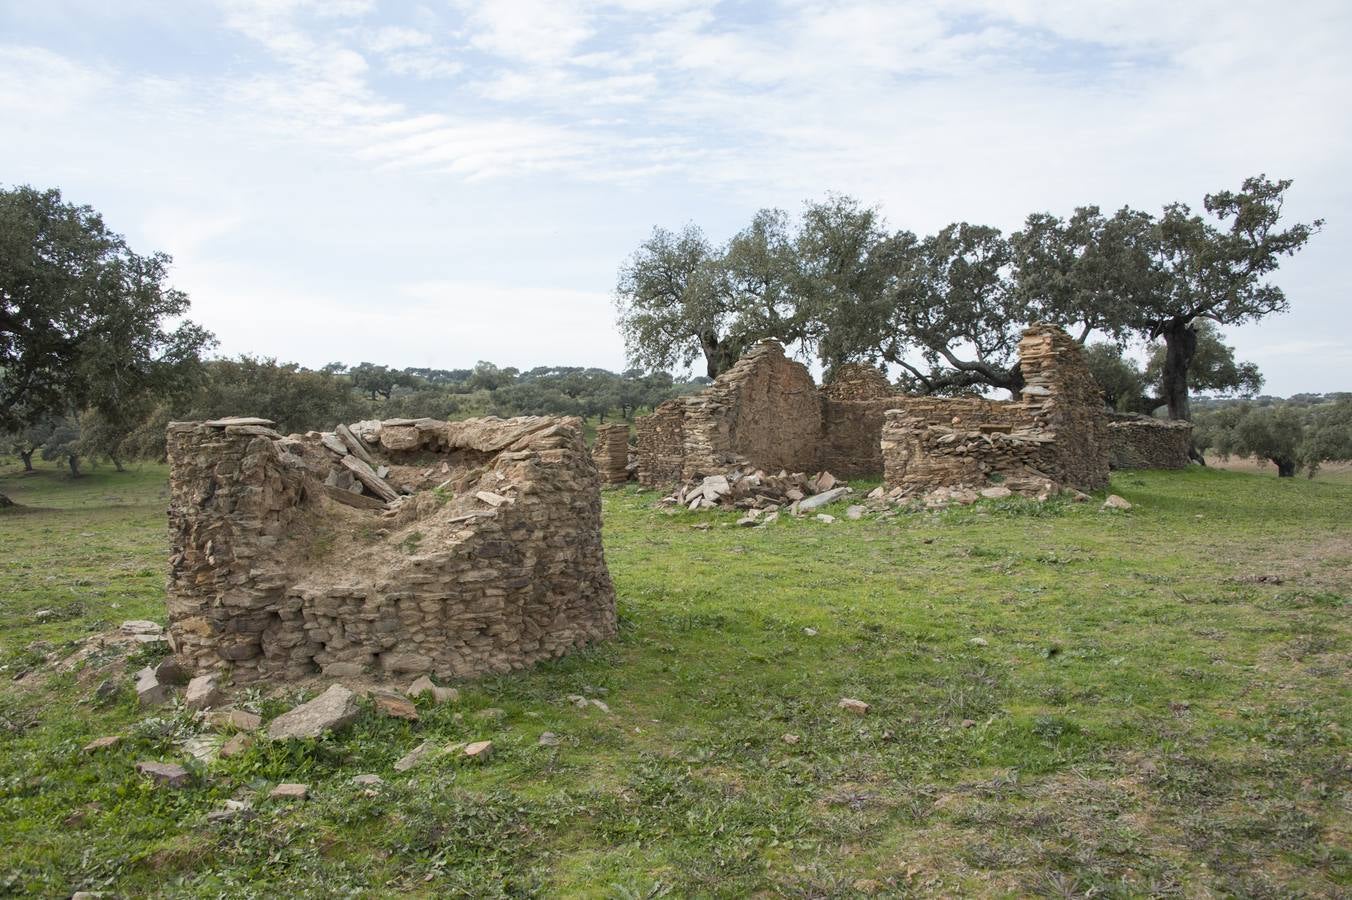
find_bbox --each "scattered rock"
[803,627,818,636]
[538,732,560,747]
[269,783,308,801]
[395,740,437,772]
[135,760,190,788]
[120,620,163,637]
[845,505,865,520]
[474,707,506,721]
[93,679,118,702]
[207,708,262,732]
[589,698,610,714]
[968,637,988,647]
[961,718,976,728]
[267,684,361,740]
[406,675,459,704]
[184,673,223,711]
[815,513,835,524]
[372,690,419,721]
[134,667,170,708]
[219,733,253,759]
[352,773,384,787]
[1103,494,1132,511]
[182,735,221,763]
[798,487,850,512]
[781,733,800,745]
[83,735,120,753]
[979,486,1013,500]
[154,656,191,686]
[838,697,870,716]
[475,490,511,507]
[462,740,493,762]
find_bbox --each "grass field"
[1,460,1348,897]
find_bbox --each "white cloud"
[1,0,1348,391]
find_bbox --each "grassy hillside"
[1,461,1348,897]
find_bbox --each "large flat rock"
[267,684,361,740]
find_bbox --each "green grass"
[1,459,1349,897]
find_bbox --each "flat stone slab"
[135,760,190,787]
[269,783,308,800]
[184,673,222,711]
[798,487,850,512]
[135,666,169,707]
[372,690,419,721]
[204,417,275,427]
[267,684,361,740]
[406,675,459,705]
[462,740,494,761]
[838,697,870,716]
[394,740,437,772]
[83,735,121,753]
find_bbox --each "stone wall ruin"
[166,415,617,683]
[591,423,632,485]
[881,326,1110,497]
[1106,413,1193,469]
[634,324,1112,499]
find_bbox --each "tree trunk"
[1159,318,1198,421]
[19,450,34,472]
[111,453,125,472]
[67,454,81,477]
[700,332,739,379]
[1273,457,1297,477]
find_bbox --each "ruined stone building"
[635,324,1117,497]
[166,415,616,683]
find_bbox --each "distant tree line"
[615,175,1320,422]
[0,177,1332,499]
[0,185,701,498]
[1194,395,1352,477]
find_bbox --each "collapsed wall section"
[1106,413,1193,469]
[166,415,616,683]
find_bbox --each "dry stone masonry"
[591,423,632,485]
[636,325,1113,500]
[636,342,901,486]
[1106,413,1193,469]
[166,414,617,683]
[881,325,1110,498]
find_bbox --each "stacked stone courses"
[166,415,617,683]
[1106,413,1193,469]
[635,324,1114,499]
[591,423,632,485]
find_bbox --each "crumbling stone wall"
[166,415,617,683]
[637,325,1109,496]
[637,341,821,485]
[592,423,631,485]
[882,326,1109,497]
[820,399,896,478]
[1106,413,1193,469]
[820,363,893,401]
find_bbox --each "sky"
[1,0,1348,395]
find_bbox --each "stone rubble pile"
[657,469,853,517]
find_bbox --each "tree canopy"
[615,177,1319,413]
